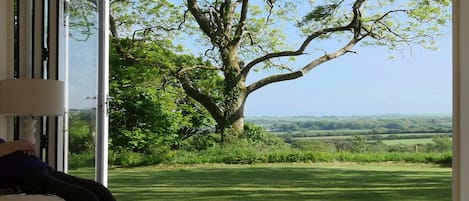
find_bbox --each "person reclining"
[0,138,116,201]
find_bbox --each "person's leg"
[47,169,116,201]
[18,168,99,201]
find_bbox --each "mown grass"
[70,163,451,201]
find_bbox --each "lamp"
[0,79,64,144]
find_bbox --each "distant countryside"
[248,114,452,155]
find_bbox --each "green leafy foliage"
[68,111,95,154]
[351,134,369,153]
[292,139,336,152]
[109,38,216,152]
[297,3,340,26]
[428,135,452,152]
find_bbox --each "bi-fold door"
[10,0,109,185]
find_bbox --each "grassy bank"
[71,163,451,201]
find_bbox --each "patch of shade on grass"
[71,163,451,201]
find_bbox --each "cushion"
[0,194,65,201]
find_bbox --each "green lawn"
[70,163,451,201]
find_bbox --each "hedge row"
[69,150,452,169]
[169,150,452,165]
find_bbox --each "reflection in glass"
[67,0,98,178]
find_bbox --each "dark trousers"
[18,168,116,201]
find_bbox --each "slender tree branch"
[131,25,181,40]
[110,15,119,38]
[187,0,218,45]
[178,65,222,74]
[242,0,365,80]
[231,0,248,45]
[110,15,136,62]
[176,73,224,124]
[247,37,360,94]
[241,26,350,79]
[372,9,409,23]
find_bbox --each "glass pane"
[67,0,98,180]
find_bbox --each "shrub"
[110,149,145,167]
[243,123,265,143]
[293,139,336,152]
[428,136,452,152]
[170,151,208,164]
[144,144,174,164]
[68,152,95,169]
[180,133,220,151]
[350,135,369,153]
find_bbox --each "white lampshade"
[0,79,64,116]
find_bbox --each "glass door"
[67,0,99,179]
[12,0,66,169]
[67,0,109,185]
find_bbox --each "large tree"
[173,0,450,135]
[76,0,450,137]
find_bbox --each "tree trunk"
[231,117,244,134]
[224,84,247,136]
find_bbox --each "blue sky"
[244,35,452,117]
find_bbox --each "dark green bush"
[292,139,336,152]
[180,133,220,151]
[68,152,95,169]
[110,149,145,167]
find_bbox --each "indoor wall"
[453,0,469,200]
[0,0,13,140]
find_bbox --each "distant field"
[293,133,450,145]
[71,163,451,201]
[381,138,434,145]
[278,129,373,136]
[293,133,450,139]
[294,135,352,140]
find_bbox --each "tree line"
[252,116,452,134]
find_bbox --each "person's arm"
[0,140,35,157]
